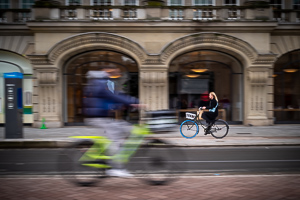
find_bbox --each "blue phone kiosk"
[4,72,23,139]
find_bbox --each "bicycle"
[180,108,229,139]
[57,110,186,186]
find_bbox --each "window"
[93,0,112,6]
[223,0,239,19]
[169,0,184,19]
[270,0,283,20]
[66,0,81,5]
[19,0,33,22]
[20,0,34,9]
[295,0,300,22]
[169,0,183,6]
[0,0,10,9]
[194,0,213,6]
[223,0,238,5]
[123,0,138,19]
[270,0,283,9]
[294,0,300,9]
[124,0,138,6]
[273,50,300,122]
[193,0,214,20]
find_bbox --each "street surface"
[0,175,299,200]
[0,146,300,174]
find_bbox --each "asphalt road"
[0,146,300,175]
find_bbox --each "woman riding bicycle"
[200,92,219,135]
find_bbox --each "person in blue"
[200,92,219,135]
[83,67,142,178]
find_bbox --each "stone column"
[33,66,62,128]
[245,66,270,125]
[139,66,169,111]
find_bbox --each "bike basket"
[186,112,196,120]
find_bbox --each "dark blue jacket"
[83,71,139,117]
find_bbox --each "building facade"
[0,0,299,127]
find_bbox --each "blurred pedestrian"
[200,92,219,135]
[83,67,142,177]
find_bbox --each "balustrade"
[0,9,31,23]
[123,9,137,20]
[0,6,299,23]
[193,9,215,20]
[169,9,184,20]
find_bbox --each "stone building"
[0,0,299,127]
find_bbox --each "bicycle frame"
[70,124,152,169]
[189,113,208,131]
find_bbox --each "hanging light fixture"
[190,63,209,73]
[185,74,200,78]
[283,68,298,73]
[191,68,208,73]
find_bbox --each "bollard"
[40,118,48,129]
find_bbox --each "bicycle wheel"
[180,120,199,139]
[131,139,186,185]
[57,140,106,186]
[210,119,229,139]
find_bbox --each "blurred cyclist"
[83,67,142,178]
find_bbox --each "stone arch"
[160,32,259,67]
[271,36,300,58]
[158,32,278,125]
[47,32,148,66]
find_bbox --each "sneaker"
[106,169,134,178]
[204,128,211,135]
[205,130,211,135]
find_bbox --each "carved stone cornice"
[160,32,258,64]
[36,69,59,85]
[247,68,269,85]
[140,71,167,84]
[47,32,148,63]
[142,55,163,65]
[253,54,278,65]
[27,54,51,65]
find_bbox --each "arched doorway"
[169,50,243,123]
[63,50,139,125]
[273,49,300,123]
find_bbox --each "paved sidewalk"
[0,175,299,200]
[0,125,300,148]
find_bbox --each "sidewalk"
[0,125,300,148]
[1,175,300,200]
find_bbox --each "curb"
[0,140,70,149]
